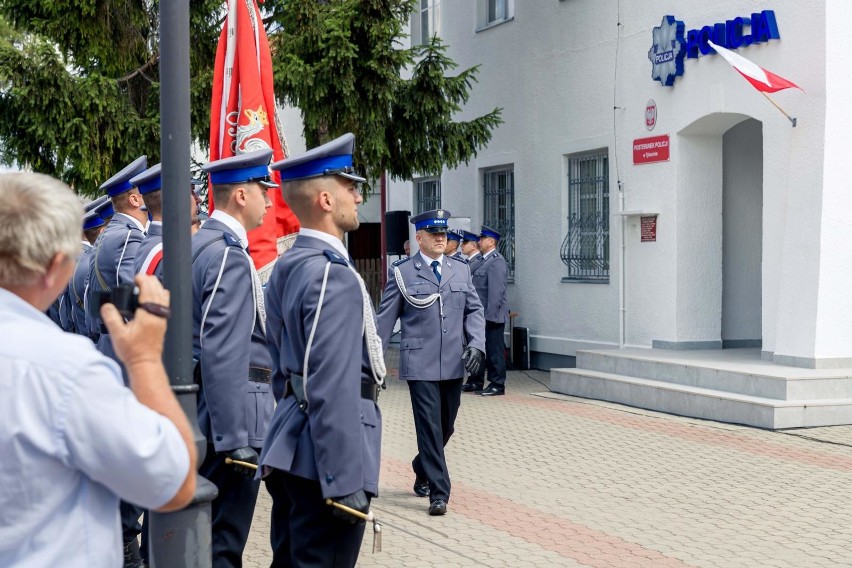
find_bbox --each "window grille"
[561,151,609,281]
[483,166,515,278]
[415,178,441,214]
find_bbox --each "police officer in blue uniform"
[460,229,482,265]
[260,133,384,567]
[66,199,113,338]
[82,156,150,566]
[131,164,165,280]
[193,149,276,568]
[58,202,106,333]
[462,225,509,396]
[445,228,463,260]
[376,209,485,516]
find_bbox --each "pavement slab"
[242,350,852,567]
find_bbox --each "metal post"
[151,1,217,566]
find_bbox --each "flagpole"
[760,92,797,127]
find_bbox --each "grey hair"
[0,172,82,287]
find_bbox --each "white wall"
[390,1,842,365]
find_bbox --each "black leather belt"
[249,367,272,384]
[285,375,378,403]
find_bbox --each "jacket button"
[216,435,223,441]
[443,330,447,333]
[326,474,334,483]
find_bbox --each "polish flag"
[210,0,300,280]
[708,40,802,93]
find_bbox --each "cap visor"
[423,227,448,234]
[338,171,367,183]
[259,179,279,188]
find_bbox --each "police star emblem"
[437,210,445,218]
[648,15,686,87]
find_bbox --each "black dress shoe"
[428,499,447,516]
[123,540,145,568]
[461,382,483,393]
[480,385,505,397]
[413,478,430,497]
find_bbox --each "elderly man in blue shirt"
[0,172,197,568]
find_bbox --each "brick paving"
[243,349,852,567]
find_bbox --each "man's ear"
[234,185,248,207]
[318,189,333,212]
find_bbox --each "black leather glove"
[462,346,484,376]
[331,489,370,524]
[225,446,259,477]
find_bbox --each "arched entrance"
[671,113,763,349]
[722,119,763,347]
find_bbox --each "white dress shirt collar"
[114,212,146,233]
[210,210,249,249]
[419,250,445,267]
[299,228,350,260]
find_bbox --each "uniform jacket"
[259,235,382,499]
[471,250,509,324]
[376,253,485,381]
[62,243,93,336]
[191,218,273,453]
[134,222,164,281]
[85,213,145,336]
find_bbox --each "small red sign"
[641,216,657,242]
[633,134,669,165]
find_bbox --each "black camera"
[97,284,140,319]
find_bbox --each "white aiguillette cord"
[393,265,444,319]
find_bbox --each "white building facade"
[387,0,852,377]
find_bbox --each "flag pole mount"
[760,92,797,127]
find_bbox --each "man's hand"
[331,489,369,524]
[462,346,484,376]
[225,447,259,477]
[101,274,169,368]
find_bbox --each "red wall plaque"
[641,216,657,242]
[633,135,669,165]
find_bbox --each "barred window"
[415,177,441,214]
[561,151,609,282]
[483,165,515,278]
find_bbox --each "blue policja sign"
[648,10,781,87]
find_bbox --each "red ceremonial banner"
[209,0,300,276]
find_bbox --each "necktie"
[431,260,441,282]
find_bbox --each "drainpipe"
[618,180,626,349]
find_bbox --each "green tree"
[269,0,502,184]
[0,0,500,194]
[0,1,221,194]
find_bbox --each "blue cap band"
[99,203,115,219]
[209,165,271,185]
[106,180,134,197]
[447,231,461,241]
[481,228,500,240]
[83,217,105,230]
[137,178,162,195]
[414,217,449,231]
[278,155,353,182]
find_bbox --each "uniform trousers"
[484,321,507,387]
[264,469,366,568]
[199,444,262,568]
[408,378,463,501]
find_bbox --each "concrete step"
[550,368,852,429]
[576,350,852,401]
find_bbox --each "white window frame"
[476,0,514,31]
[411,0,442,47]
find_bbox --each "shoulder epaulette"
[452,256,469,264]
[222,233,243,248]
[323,250,349,266]
[392,256,412,267]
